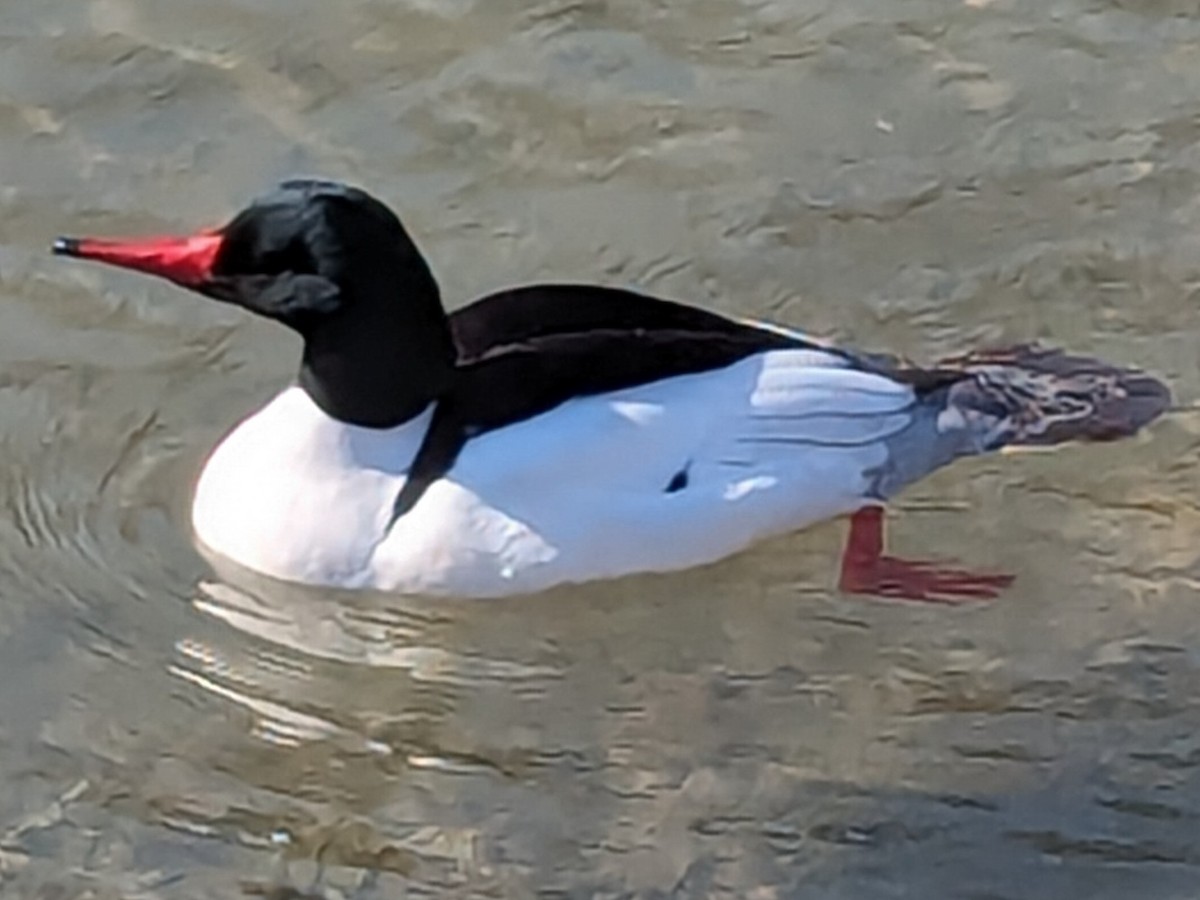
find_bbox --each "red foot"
[838,507,1014,604]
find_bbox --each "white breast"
[192,387,430,588]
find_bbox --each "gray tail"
[927,344,1170,452]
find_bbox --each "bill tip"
[52,237,79,256]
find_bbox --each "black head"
[56,179,437,329]
[55,179,456,427]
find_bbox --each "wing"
[382,349,921,592]
[453,347,918,492]
[391,283,944,525]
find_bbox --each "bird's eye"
[216,232,315,279]
[256,240,313,276]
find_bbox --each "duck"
[53,179,1170,600]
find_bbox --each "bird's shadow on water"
[114,545,1200,900]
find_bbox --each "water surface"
[1,0,1199,897]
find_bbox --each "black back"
[449,284,797,360]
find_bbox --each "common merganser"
[53,179,1170,600]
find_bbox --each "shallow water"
[2,0,1199,897]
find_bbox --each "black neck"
[297,275,456,429]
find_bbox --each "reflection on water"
[3,0,1200,896]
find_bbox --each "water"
[2,0,1199,896]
